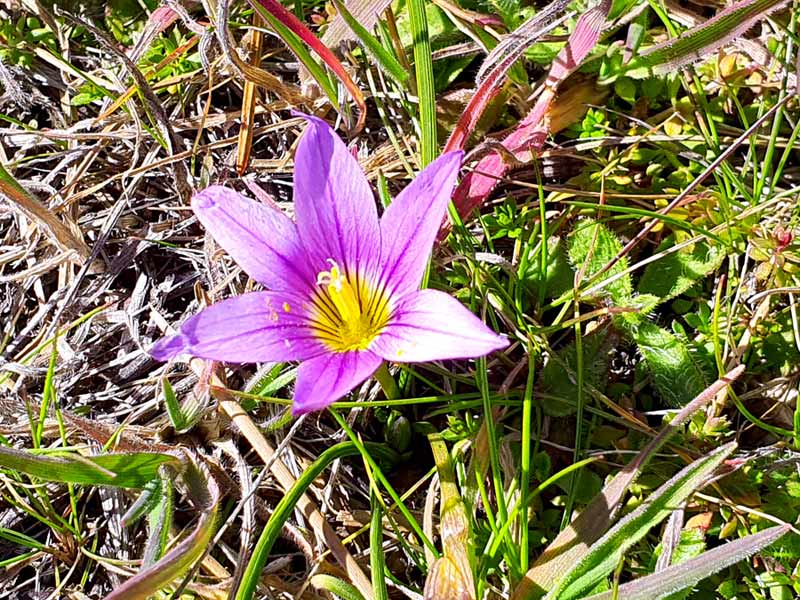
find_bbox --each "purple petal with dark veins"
[371,289,507,363]
[379,151,463,297]
[150,291,324,363]
[291,113,381,278]
[192,186,314,292]
[292,350,382,414]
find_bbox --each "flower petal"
[192,186,314,292]
[150,291,324,363]
[371,289,507,362]
[292,350,382,414]
[292,113,381,276]
[379,151,463,297]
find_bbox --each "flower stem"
[374,362,400,400]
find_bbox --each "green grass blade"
[163,377,203,433]
[370,490,390,600]
[549,442,737,600]
[236,441,397,600]
[407,0,437,165]
[163,377,187,432]
[310,574,367,600]
[583,525,792,600]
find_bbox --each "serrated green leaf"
[541,332,609,417]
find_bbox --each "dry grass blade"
[202,0,306,105]
[0,161,90,261]
[236,12,265,176]
[322,0,393,46]
[246,0,368,131]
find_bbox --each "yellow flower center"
[310,260,391,352]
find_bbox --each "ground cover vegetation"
[0,0,799,598]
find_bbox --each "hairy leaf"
[583,525,792,600]
[0,446,181,489]
[549,443,737,600]
[630,320,708,407]
[106,462,219,599]
[568,219,633,304]
[623,0,790,78]
[637,240,724,306]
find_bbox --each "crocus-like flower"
[151,115,507,414]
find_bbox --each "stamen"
[310,259,391,352]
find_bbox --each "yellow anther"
[311,259,391,352]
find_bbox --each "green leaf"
[0,446,181,489]
[660,526,708,600]
[407,0,438,165]
[142,474,173,567]
[548,442,737,600]
[249,1,338,106]
[163,377,203,433]
[370,491,389,600]
[614,77,636,104]
[568,219,633,304]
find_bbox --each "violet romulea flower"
[151,114,508,414]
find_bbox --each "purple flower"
[151,115,507,414]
